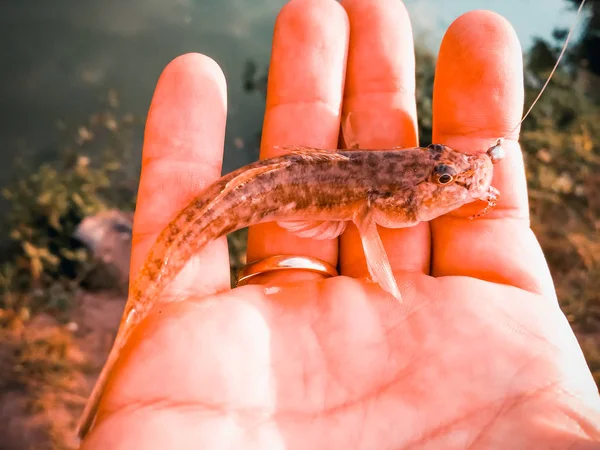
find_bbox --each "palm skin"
[80,0,600,448]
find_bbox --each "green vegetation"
[0,101,140,448]
[518,3,600,385]
[0,104,138,322]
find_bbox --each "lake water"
[0,0,578,186]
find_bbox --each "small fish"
[76,139,504,439]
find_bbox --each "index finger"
[130,53,231,299]
[430,11,555,298]
[338,0,430,280]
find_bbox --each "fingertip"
[139,50,228,224]
[446,9,521,49]
[132,51,230,295]
[280,0,348,22]
[441,9,522,70]
[341,0,415,98]
[340,0,418,147]
[161,52,226,83]
[149,53,227,134]
[433,9,524,141]
[267,0,349,110]
[277,0,349,32]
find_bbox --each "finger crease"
[344,87,416,103]
[266,98,341,115]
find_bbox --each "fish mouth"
[463,153,494,200]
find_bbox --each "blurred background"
[0,0,598,448]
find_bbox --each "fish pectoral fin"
[352,205,402,301]
[277,220,347,240]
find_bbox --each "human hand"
[80,0,600,448]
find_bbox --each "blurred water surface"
[0,0,578,184]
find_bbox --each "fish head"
[411,143,501,221]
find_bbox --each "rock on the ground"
[74,209,134,285]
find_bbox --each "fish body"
[76,143,501,439]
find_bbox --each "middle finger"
[339,0,431,280]
[245,0,350,285]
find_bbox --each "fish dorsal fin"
[273,145,350,162]
[277,219,347,240]
[207,161,290,213]
[342,112,360,149]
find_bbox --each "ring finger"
[339,0,431,280]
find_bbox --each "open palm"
[81,0,600,448]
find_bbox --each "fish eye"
[432,163,457,185]
[437,173,453,184]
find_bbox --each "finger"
[131,53,230,299]
[339,0,430,280]
[245,0,349,285]
[431,11,555,298]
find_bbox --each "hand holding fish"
[78,0,600,447]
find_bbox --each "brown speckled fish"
[76,139,504,439]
